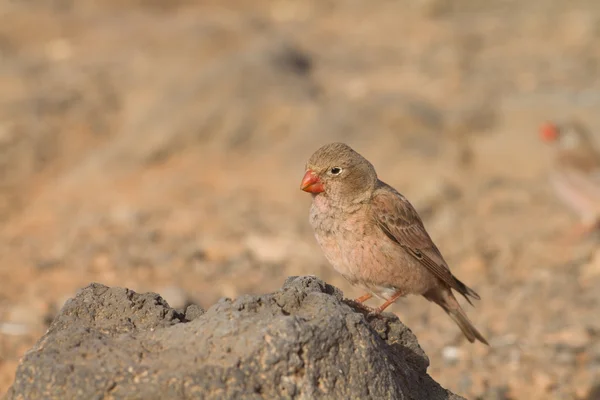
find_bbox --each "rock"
[184,304,205,321]
[6,276,464,400]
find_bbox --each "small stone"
[442,346,462,363]
[184,305,205,321]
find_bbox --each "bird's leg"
[374,291,404,314]
[354,293,373,303]
[345,294,376,313]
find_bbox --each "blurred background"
[1,0,600,398]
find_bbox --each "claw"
[345,298,377,313]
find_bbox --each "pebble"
[184,305,205,321]
[442,346,462,363]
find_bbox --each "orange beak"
[539,122,559,142]
[300,170,324,194]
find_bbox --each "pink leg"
[354,293,373,303]
[374,291,404,314]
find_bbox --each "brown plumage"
[300,142,488,345]
[539,120,600,237]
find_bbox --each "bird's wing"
[370,184,480,302]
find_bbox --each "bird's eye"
[329,167,342,175]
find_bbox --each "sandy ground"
[2,1,600,398]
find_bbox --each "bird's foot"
[345,299,377,313]
[343,298,378,315]
[367,309,384,318]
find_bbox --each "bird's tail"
[426,289,489,345]
[446,306,489,345]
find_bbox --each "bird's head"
[300,142,378,204]
[539,120,594,151]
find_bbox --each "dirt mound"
[7,276,462,400]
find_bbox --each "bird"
[539,120,600,240]
[300,142,488,344]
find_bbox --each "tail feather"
[452,276,480,306]
[426,288,489,346]
[446,307,489,345]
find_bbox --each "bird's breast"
[550,167,600,221]
[309,198,382,280]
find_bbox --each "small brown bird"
[539,120,600,239]
[301,143,488,344]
